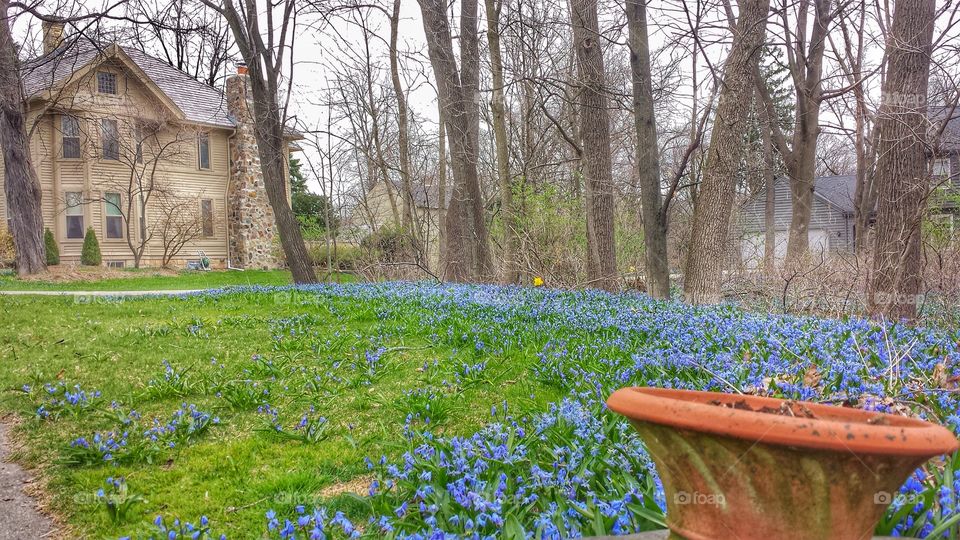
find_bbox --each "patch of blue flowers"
[115,282,960,538]
[67,403,218,465]
[231,283,960,539]
[22,381,102,420]
[130,515,223,540]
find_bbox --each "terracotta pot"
[606,387,959,540]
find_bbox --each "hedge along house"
[0,21,296,269]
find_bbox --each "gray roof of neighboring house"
[23,41,234,128]
[813,174,857,213]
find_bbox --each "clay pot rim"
[607,387,959,456]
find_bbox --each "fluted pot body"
[606,387,959,540]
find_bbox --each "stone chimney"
[226,64,278,269]
[41,18,65,55]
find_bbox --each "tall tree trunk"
[784,148,816,265]
[570,0,618,291]
[210,0,317,284]
[688,48,700,205]
[854,127,880,253]
[867,0,935,321]
[245,70,317,283]
[437,103,447,257]
[418,0,492,281]
[0,1,46,276]
[389,0,420,242]
[753,0,830,268]
[362,24,401,228]
[627,0,668,298]
[484,0,518,285]
[836,2,877,256]
[683,0,770,304]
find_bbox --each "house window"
[201,199,214,237]
[101,119,119,160]
[97,71,117,95]
[61,115,80,158]
[934,158,951,177]
[104,192,123,239]
[933,158,952,190]
[65,191,84,239]
[197,133,210,170]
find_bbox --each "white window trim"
[197,133,211,171]
[96,71,118,95]
[104,192,124,240]
[64,191,85,240]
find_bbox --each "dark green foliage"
[80,228,101,266]
[290,156,338,236]
[361,226,414,263]
[308,243,362,271]
[44,228,59,265]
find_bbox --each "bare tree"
[417,0,492,281]
[759,89,777,275]
[754,0,839,267]
[684,0,771,304]
[156,194,206,267]
[570,0,617,291]
[125,0,234,87]
[829,1,879,255]
[627,0,668,298]
[388,0,419,240]
[0,2,46,275]
[199,0,317,283]
[867,0,936,321]
[484,0,518,284]
[94,115,193,267]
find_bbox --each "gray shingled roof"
[814,174,857,213]
[23,42,234,128]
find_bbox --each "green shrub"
[360,226,414,263]
[44,228,60,265]
[80,227,101,266]
[0,227,15,268]
[308,242,361,271]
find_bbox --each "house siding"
[739,176,854,256]
[1,61,233,268]
[361,180,443,271]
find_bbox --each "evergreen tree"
[43,228,59,265]
[289,156,337,231]
[80,228,101,266]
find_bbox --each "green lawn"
[0,286,558,538]
[2,283,957,538]
[0,269,354,291]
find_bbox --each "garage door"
[742,230,829,269]
[809,229,829,257]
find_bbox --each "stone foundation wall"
[226,73,278,269]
